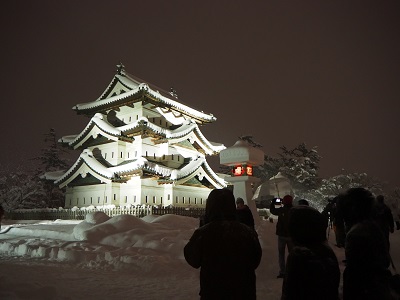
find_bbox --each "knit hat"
[282,195,293,205]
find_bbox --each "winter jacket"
[374,202,395,236]
[184,220,262,300]
[236,205,255,229]
[270,202,292,237]
[343,220,393,300]
[282,206,340,300]
[282,243,340,300]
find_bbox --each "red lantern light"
[246,165,253,176]
[233,165,244,176]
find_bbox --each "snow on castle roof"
[61,114,225,154]
[73,67,216,124]
[55,150,226,189]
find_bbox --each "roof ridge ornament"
[169,87,178,99]
[116,63,125,75]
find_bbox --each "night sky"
[1,1,399,189]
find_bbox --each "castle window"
[113,194,116,201]
[135,151,137,157]
[168,194,170,200]
[69,199,72,206]
[183,196,185,204]
[176,196,178,204]
[127,152,130,159]
[194,198,197,204]
[129,116,132,122]
[145,196,148,204]
[153,196,156,204]
[104,153,107,159]
[125,196,128,203]
[188,197,191,204]
[83,197,86,204]
[120,152,123,158]
[112,152,114,158]
[134,195,137,203]
[178,156,180,161]
[160,197,163,204]
[105,196,108,203]
[90,197,93,204]
[98,197,100,203]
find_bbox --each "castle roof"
[59,113,225,154]
[54,149,226,189]
[73,64,216,124]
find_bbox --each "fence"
[8,205,205,221]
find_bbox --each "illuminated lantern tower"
[55,64,226,208]
[219,140,264,224]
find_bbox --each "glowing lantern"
[232,165,253,176]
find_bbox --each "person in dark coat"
[236,197,255,229]
[270,195,294,278]
[339,188,393,300]
[282,206,340,300]
[184,188,262,300]
[322,197,345,247]
[374,195,395,249]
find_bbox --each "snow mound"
[85,211,110,224]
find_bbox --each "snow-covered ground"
[0,213,399,300]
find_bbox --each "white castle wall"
[64,177,211,208]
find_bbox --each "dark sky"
[1,1,399,189]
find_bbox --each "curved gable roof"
[73,65,216,124]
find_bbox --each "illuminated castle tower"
[55,64,226,208]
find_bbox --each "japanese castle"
[55,64,227,208]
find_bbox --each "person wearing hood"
[184,188,262,300]
[281,206,340,300]
[270,195,294,278]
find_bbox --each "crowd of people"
[184,187,399,300]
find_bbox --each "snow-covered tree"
[305,172,385,211]
[34,128,69,173]
[31,128,70,208]
[0,167,46,211]
[385,187,400,219]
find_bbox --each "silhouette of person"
[322,197,345,248]
[236,197,255,229]
[282,205,340,300]
[374,195,395,249]
[184,188,262,300]
[270,195,294,278]
[339,188,393,300]
[297,199,309,206]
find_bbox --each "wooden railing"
[7,206,205,221]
